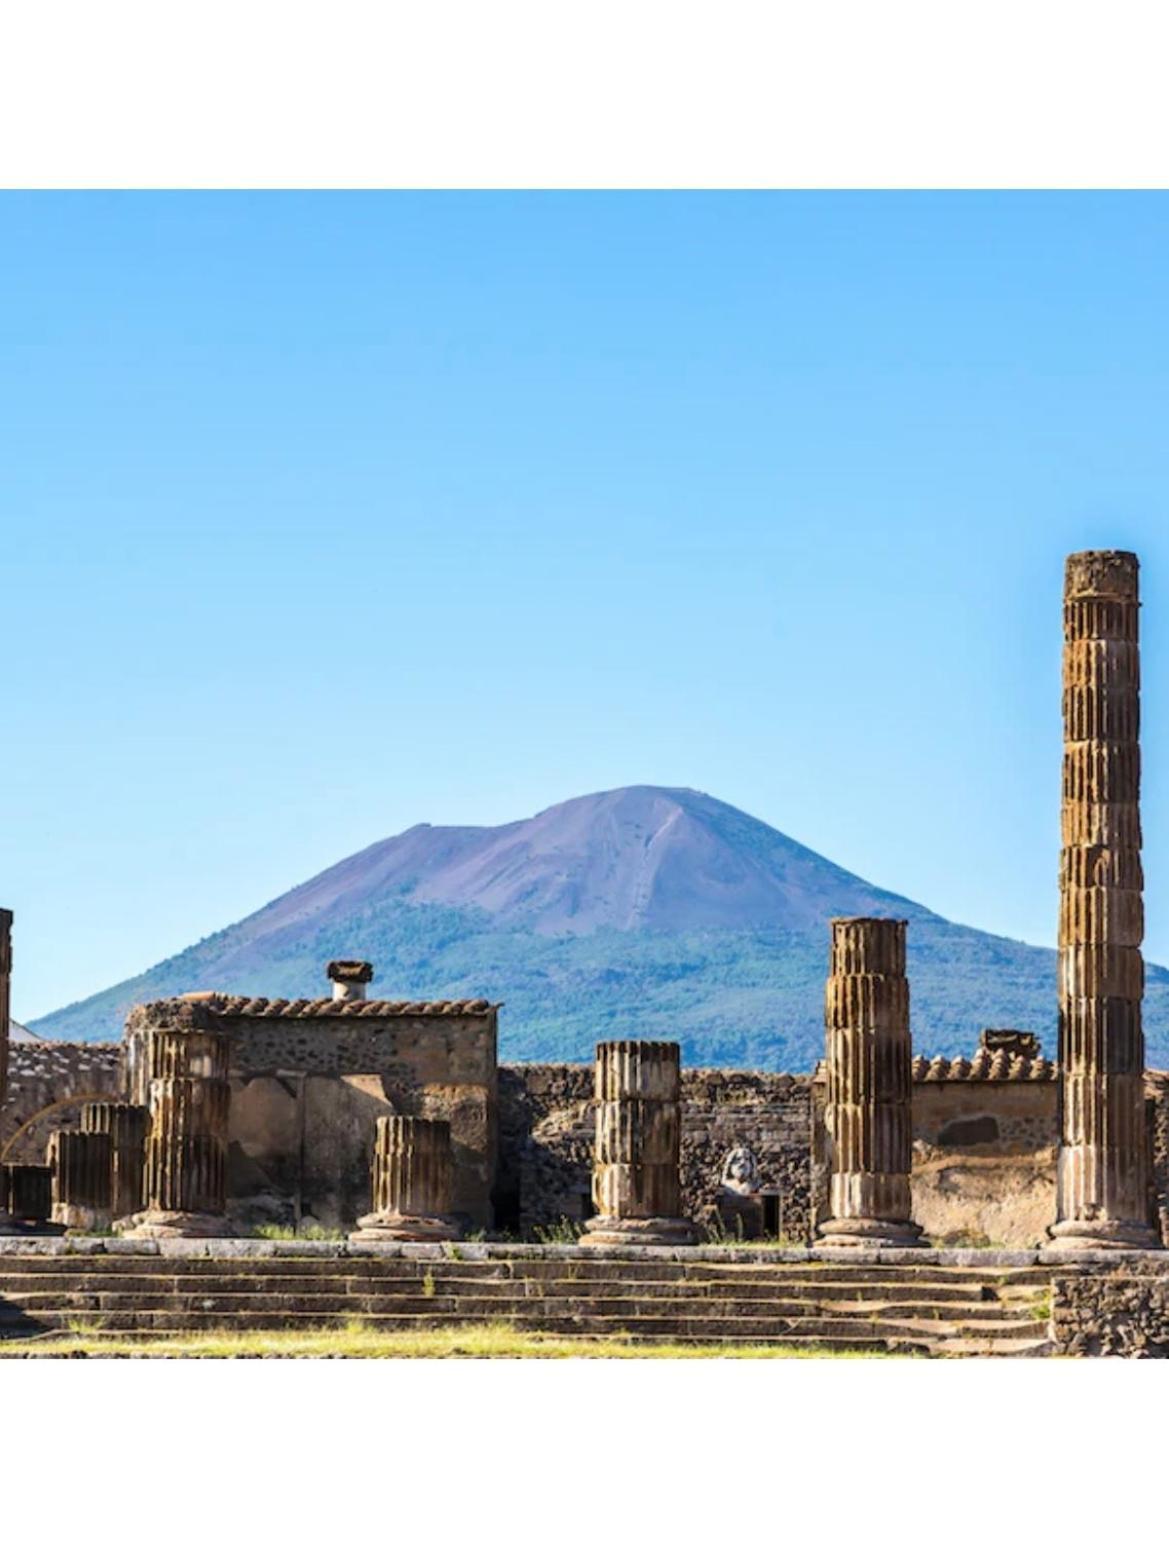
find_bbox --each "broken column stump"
[49,1129,113,1231]
[350,1115,461,1242]
[581,1039,697,1247]
[1050,550,1159,1250]
[0,1164,59,1233]
[123,1002,232,1238]
[81,1102,149,1220]
[818,916,924,1249]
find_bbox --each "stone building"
[2,550,1167,1252]
[4,1007,1169,1243]
[123,983,498,1232]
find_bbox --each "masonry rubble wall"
[1051,1264,1169,1356]
[496,1065,813,1238]
[0,1043,124,1160]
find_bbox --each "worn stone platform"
[1,1239,1165,1355]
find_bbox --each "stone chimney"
[327,959,374,1002]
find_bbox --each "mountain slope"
[29,786,1169,1068]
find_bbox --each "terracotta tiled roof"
[179,993,496,1018]
[912,1047,1057,1083]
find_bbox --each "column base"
[817,1217,926,1249]
[119,1209,234,1239]
[580,1216,699,1248]
[349,1211,460,1243]
[1046,1218,1161,1252]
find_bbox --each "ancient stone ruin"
[818,917,923,1249]
[582,1039,698,1247]
[80,1102,148,1221]
[128,1002,233,1238]
[49,1129,113,1230]
[1,549,1168,1355]
[1051,550,1157,1250]
[350,1115,459,1242]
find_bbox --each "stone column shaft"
[351,1116,459,1242]
[0,911,13,1230]
[1051,550,1157,1249]
[81,1102,149,1220]
[818,917,923,1248]
[50,1130,113,1230]
[582,1040,696,1246]
[126,1008,232,1238]
[0,909,11,1138]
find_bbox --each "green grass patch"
[251,1223,346,1241]
[0,1322,894,1360]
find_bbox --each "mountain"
[28,785,1169,1068]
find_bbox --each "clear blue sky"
[4,192,1169,1022]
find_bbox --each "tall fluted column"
[81,1102,149,1220]
[50,1130,113,1230]
[0,909,11,1133]
[818,917,923,1248]
[350,1116,460,1242]
[125,1003,232,1238]
[1050,550,1158,1249]
[581,1040,697,1247]
[0,911,14,1232]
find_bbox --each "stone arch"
[2,1094,112,1164]
[0,1042,124,1153]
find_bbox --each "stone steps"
[0,1306,1027,1346]
[0,1255,1050,1283]
[0,1255,1051,1356]
[0,1271,1033,1303]
[0,1288,1044,1326]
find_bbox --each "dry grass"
[0,1321,893,1360]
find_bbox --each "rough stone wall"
[0,1043,124,1161]
[496,1065,814,1240]
[680,1071,812,1240]
[1149,1071,1169,1245]
[1052,1265,1169,1357]
[495,1065,594,1234]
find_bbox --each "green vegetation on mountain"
[30,786,1169,1068]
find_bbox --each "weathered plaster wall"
[124,1004,499,1232]
[909,1079,1060,1247]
